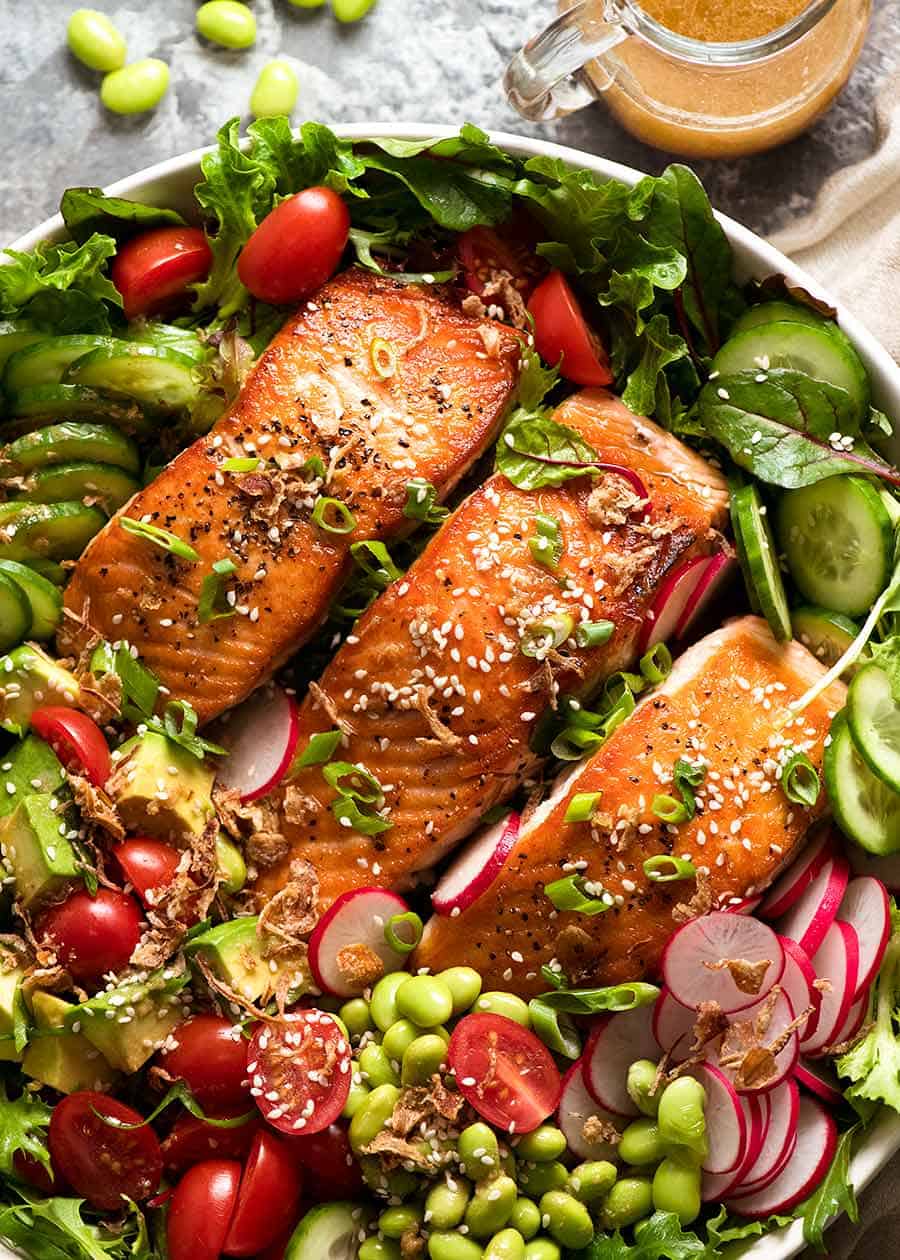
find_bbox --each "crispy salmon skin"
[415,616,847,996]
[59,269,521,723]
[253,390,729,909]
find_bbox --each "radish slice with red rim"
[701,1093,764,1202]
[716,987,799,1093]
[847,845,900,894]
[837,875,890,998]
[674,552,738,641]
[212,685,299,802]
[661,912,784,1014]
[432,812,519,915]
[583,1005,659,1117]
[760,826,835,920]
[800,918,860,1057]
[779,935,821,1043]
[725,1096,837,1219]
[638,555,708,654]
[557,1061,621,1163]
[775,853,850,958]
[730,1077,799,1197]
[690,1063,747,1175]
[831,989,869,1049]
[725,895,764,916]
[651,989,697,1063]
[308,887,413,998]
[795,1057,844,1106]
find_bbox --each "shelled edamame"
[250,61,299,118]
[67,10,127,72]
[100,59,169,115]
[196,1,257,50]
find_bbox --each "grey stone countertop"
[4,1,900,1256]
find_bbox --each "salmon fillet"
[415,616,847,996]
[59,269,521,723]
[253,390,729,908]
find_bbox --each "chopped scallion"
[332,794,392,835]
[529,513,563,571]
[403,478,449,525]
[197,557,237,624]
[564,792,602,823]
[520,612,574,659]
[575,620,615,649]
[120,516,200,562]
[323,761,384,804]
[640,641,672,684]
[312,496,356,535]
[384,911,423,954]
[781,750,821,807]
[652,793,689,824]
[643,855,697,882]
[294,729,342,769]
[221,457,264,473]
[544,874,611,916]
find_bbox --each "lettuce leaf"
[0,235,122,332]
[838,901,900,1111]
[0,1191,150,1260]
[59,188,184,244]
[0,1081,52,1177]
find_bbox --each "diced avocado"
[0,792,79,908]
[186,916,309,1004]
[0,644,80,736]
[74,966,188,1072]
[0,735,66,820]
[22,991,117,1094]
[108,731,214,844]
[0,954,29,1063]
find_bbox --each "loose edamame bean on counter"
[439,965,482,1013]
[332,0,378,21]
[67,9,127,72]
[100,59,169,114]
[474,991,531,1026]
[396,974,454,1028]
[370,972,409,1031]
[196,0,257,48]
[627,1059,661,1117]
[250,60,299,118]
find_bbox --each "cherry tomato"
[167,1159,241,1260]
[31,706,111,788]
[161,1112,259,1173]
[237,187,350,306]
[112,226,213,321]
[222,1130,304,1256]
[448,1012,562,1134]
[249,1011,351,1135]
[528,270,614,388]
[458,221,545,298]
[113,838,181,905]
[48,1092,162,1211]
[36,888,143,987]
[158,1015,250,1112]
[284,1122,362,1201]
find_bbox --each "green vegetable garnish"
[312,496,356,535]
[529,513,563,570]
[564,792,602,823]
[544,874,611,916]
[294,729,342,769]
[780,749,821,807]
[403,478,449,525]
[643,855,696,882]
[197,557,238,624]
[119,516,200,562]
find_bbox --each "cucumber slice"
[776,475,893,617]
[848,664,900,792]
[29,560,67,586]
[1,422,141,475]
[791,605,865,676]
[127,322,209,363]
[6,384,155,435]
[3,335,118,393]
[731,483,791,640]
[0,571,32,652]
[825,712,900,855]
[0,321,44,375]
[12,462,140,512]
[712,320,870,419]
[729,301,831,337]
[64,343,200,410]
[284,1203,367,1260]
[0,501,106,564]
[0,561,62,639]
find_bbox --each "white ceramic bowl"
[7,125,900,1259]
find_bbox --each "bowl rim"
[6,122,900,1259]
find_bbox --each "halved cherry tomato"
[222,1130,304,1256]
[458,221,545,298]
[167,1159,241,1260]
[113,837,181,905]
[112,226,213,321]
[528,269,614,387]
[237,187,350,306]
[48,1092,162,1211]
[36,888,143,987]
[31,705,111,787]
[157,1014,250,1111]
[448,1012,562,1134]
[284,1122,362,1201]
[161,1112,259,1173]
[248,1011,351,1135]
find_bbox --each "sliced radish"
[690,1063,747,1176]
[795,1057,844,1106]
[557,1060,621,1163]
[837,876,890,998]
[675,552,738,641]
[847,845,900,894]
[213,684,300,802]
[638,554,709,654]
[725,895,763,916]
[830,989,869,1049]
[725,1096,837,1218]
[702,1093,765,1202]
[651,989,698,1063]
[731,1078,799,1196]
[308,887,412,998]
[760,827,835,919]
[661,912,784,1014]
[800,919,859,1057]
[775,853,850,958]
[779,936,821,1043]
[716,987,799,1094]
[431,812,519,915]
[583,1006,659,1117]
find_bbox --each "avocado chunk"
[0,734,66,820]
[22,991,116,1094]
[0,953,29,1063]
[108,731,214,843]
[0,644,80,736]
[187,916,309,1004]
[74,965,188,1072]
[0,791,80,908]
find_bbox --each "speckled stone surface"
[3,2,900,1256]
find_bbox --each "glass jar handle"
[504,1,628,122]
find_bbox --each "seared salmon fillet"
[415,616,847,996]
[254,390,729,909]
[59,269,521,723]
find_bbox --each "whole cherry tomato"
[113,837,180,906]
[157,1014,250,1111]
[31,706,111,787]
[112,226,213,320]
[36,888,143,987]
[237,187,350,305]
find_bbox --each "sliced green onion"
[643,855,697,882]
[331,794,392,835]
[564,792,602,823]
[652,793,689,824]
[114,645,160,717]
[536,982,660,1015]
[640,642,672,684]
[541,963,569,991]
[403,478,448,525]
[294,729,342,770]
[604,671,645,705]
[323,761,384,804]
[529,996,582,1060]
[197,557,237,624]
[120,516,200,562]
[529,513,563,571]
[781,750,821,807]
[520,612,574,659]
[550,726,604,761]
[350,540,403,589]
[544,874,612,916]
[312,496,356,535]
[221,457,264,473]
[299,455,326,479]
[575,620,615,649]
[384,911,423,954]
[370,337,397,379]
[154,699,227,759]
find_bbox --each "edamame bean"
[566,1161,617,1205]
[459,1122,501,1180]
[428,1234,484,1260]
[67,9,126,72]
[601,1176,653,1230]
[484,1228,526,1260]
[196,1,257,48]
[371,972,410,1031]
[358,1041,399,1089]
[342,1075,370,1119]
[523,1243,561,1260]
[402,1033,448,1084]
[652,1157,701,1226]
[509,1198,541,1241]
[516,1161,568,1198]
[349,1082,400,1153]
[379,1205,423,1238]
[439,966,482,1013]
[627,1059,661,1117]
[515,1126,567,1164]
[359,1240,401,1260]
[332,0,378,21]
[618,1118,665,1166]
[474,991,530,1027]
[340,997,374,1039]
[382,1018,419,1061]
[538,1192,592,1251]
[657,1076,707,1161]
[396,975,454,1028]
[465,1174,517,1238]
[216,834,246,893]
[100,59,169,114]
[425,1178,472,1229]
[250,60,299,118]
